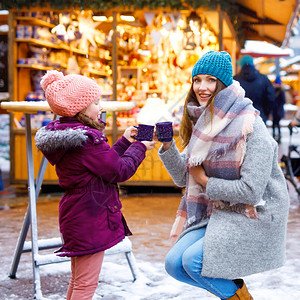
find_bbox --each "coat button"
[114,205,118,209]
[96,139,99,142]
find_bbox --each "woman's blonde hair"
[179,79,226,148]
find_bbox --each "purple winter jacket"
[35,117,146,257]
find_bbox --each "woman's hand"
[153,130,172,151]
[123,126,137,143]
[190,165,209,187]
[162,141,172,151]
[141,141,156,151]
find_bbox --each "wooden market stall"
[4,2,242,186]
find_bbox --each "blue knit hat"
[192,51,233,87]
[238,55,254,67]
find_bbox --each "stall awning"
[236,0,300,47]
[241,40,294,57]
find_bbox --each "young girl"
[158,51,289,299]
[35,70,155,300]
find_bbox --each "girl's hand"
[190,165,209,187]
[123,126,137,143]
[141,141,156,151]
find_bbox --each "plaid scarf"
[170,81,259,241]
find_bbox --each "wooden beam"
[282,0,300,47]
[218,5,224,51]
[238,4,282,25]
[243,26,282,46]
[223,12,241,50]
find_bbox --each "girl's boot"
[226,279,253,300]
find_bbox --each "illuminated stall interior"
[7,7,239,185]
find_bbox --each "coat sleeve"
[206,118,276,205]
[111,135,132,156]
[158,140,187,187]
[80,140,146,183]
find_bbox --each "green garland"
[1,0,235,12]
[0,0,244,46]
[1,0,184,10]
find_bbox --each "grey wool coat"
[158,117,290,279]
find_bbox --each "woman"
[158,51,289,299]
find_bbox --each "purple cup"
[156,121,173,142]
[134,124,154,141]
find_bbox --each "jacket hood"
[35,117,106,165]
[35,125,88,165]
[238,65,258,82]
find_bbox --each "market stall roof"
[241,40,294,58]
[236,0,300,47]
[1,0,299,48]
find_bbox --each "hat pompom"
[40,70,64,91]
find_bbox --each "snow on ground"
[1,246,299,300]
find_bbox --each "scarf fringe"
[188,154,207,167]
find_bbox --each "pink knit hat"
[40,70,101,117]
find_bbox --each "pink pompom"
[40,70,64,91]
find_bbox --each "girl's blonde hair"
[179,79,226,148]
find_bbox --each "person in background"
[234,55,275,123]
[35,70,155,300]
[158,51,289,300]
[272,76,286,143]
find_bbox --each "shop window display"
[13,9,221,129]
[10,8,233,185]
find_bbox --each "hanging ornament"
[150,30,162,46]
[170,30,183,55]
[78,11,101,51]
[163,22,172,31]
[184,25,196,50]
[144,12,155,26]
[170,12,182,29]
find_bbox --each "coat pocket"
[107,205,122,231]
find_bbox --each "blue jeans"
[165,227,238,299]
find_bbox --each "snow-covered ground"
[1,240,299,300]
[0,192,299,300]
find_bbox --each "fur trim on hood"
[35,126,88,153]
